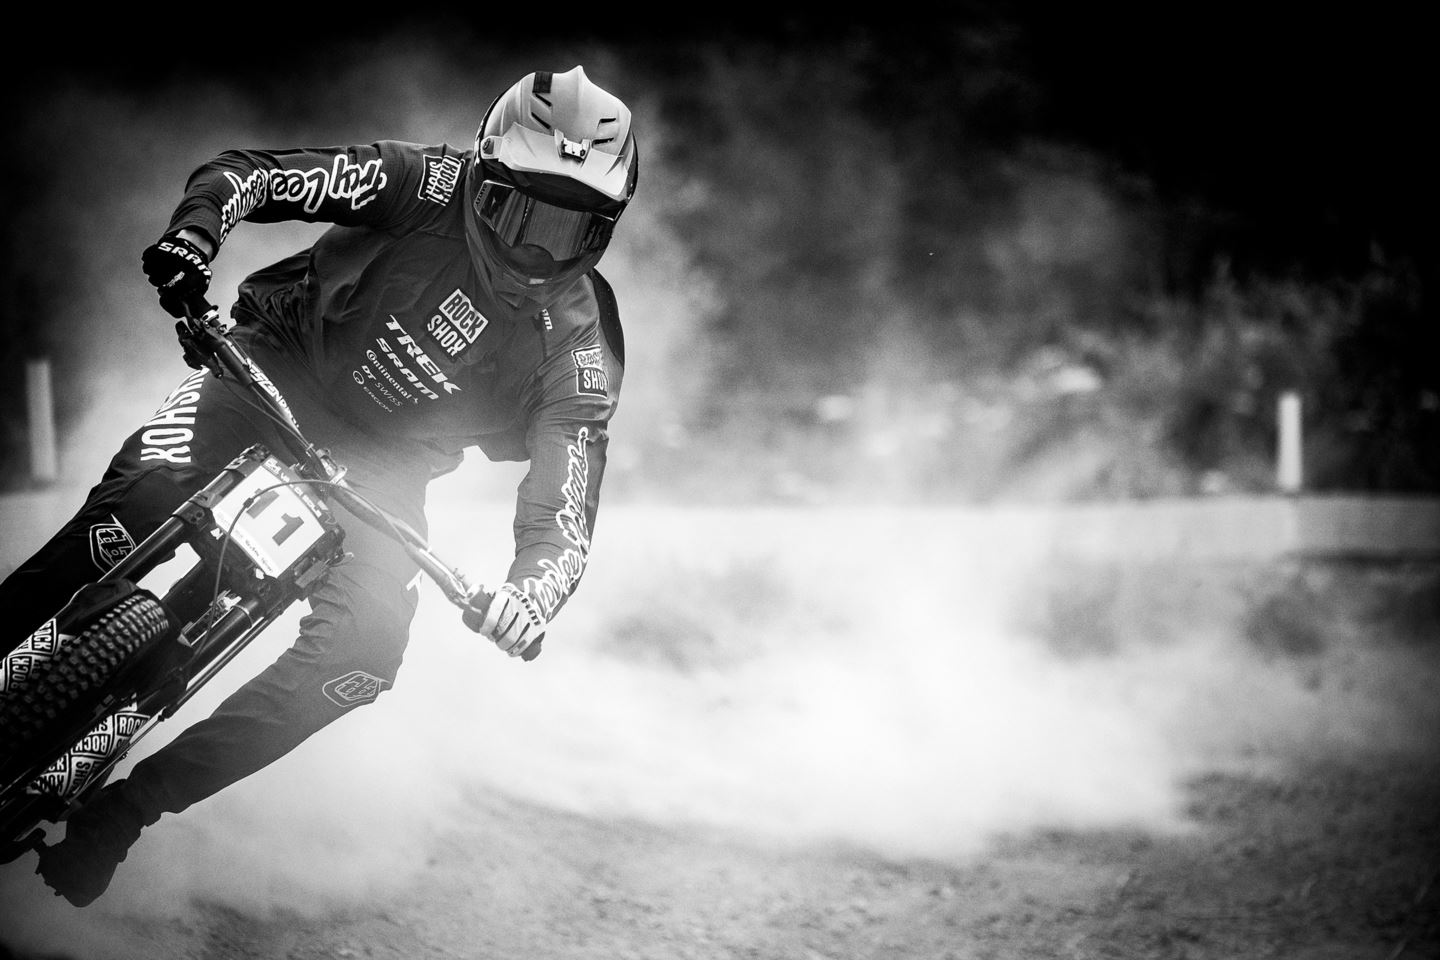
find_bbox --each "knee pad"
[299,563,420,710]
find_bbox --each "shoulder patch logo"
[572,345,608,398]
[420,154,463,205]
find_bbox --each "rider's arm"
[173,228,214,259]
[161,141,458,253]
[503,277,626,627]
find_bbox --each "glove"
[141,234,213,318]
[464,583,546,658]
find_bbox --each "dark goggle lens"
[475,180,616,261]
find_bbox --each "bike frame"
[0,301,510,861]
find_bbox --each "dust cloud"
[4,492,1434,958]
[2,35,1435,960]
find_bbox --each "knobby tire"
[0,592,172,777]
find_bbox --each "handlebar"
[176,298,541,661]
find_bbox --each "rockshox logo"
[425,289,490,360]
[571,345,608,398]
[140,368,207,464]
[420,154,463,205]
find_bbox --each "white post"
[26,357,58,484]
[1277,390,1302,494]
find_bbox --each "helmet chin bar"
[471,215,597,316]
[462,149,607,322]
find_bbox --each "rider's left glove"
[141,233,213,318]
[464,583,546,658]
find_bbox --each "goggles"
[473,179,617,263]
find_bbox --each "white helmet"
[466,66,639,308]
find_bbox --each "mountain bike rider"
[0,65,638,907]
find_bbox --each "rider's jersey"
[162,140,625,622]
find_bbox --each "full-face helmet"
[466,65,639,312]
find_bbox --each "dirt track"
[2,540,1437,959]
[6,750,1432,959]
[187,754,1440,960]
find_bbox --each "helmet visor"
[474,179,617,263]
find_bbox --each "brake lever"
[460,587,542,661]
[175,298,227,377]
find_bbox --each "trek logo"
[572,345,608,398]
[384,317,461,395]
[89,516,135,572]
[425,289,490,359]
[420,154,463,205]
[322,670,391,708]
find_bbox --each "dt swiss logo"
[322,670,390,708]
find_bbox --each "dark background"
[1,5,1432,500]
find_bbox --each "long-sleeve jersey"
[163,140,625,622]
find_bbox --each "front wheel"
[0,587,174,792]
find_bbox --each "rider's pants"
[0,332,436,823]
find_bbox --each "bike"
[0,298,533,865]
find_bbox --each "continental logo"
[425,289,490,360]
[420,154,463,205]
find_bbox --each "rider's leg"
[1,368,253,655]
[122,482,425,813]
[36,419,433,906]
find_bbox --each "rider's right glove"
[464,583,546,658]
[141,234,213,318]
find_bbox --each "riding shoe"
[35,780,150,907]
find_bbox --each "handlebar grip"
[183,295,220,321]
[462,589,543,661]
[461,594,490,634]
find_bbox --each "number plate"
[210,459,328,578]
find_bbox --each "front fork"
[1,446,341,832]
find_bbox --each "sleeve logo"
[571,345,608,398]
[522,427,593,618]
